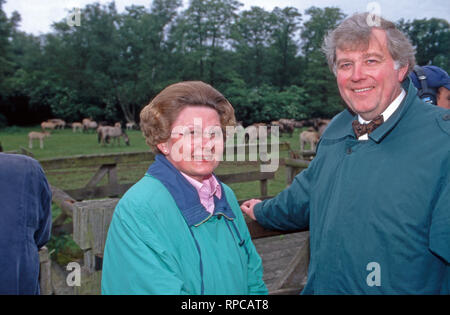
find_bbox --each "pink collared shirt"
[180,172,222,214]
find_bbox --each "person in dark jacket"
[0,153,52,294]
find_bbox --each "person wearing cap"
[409,65,450,109]
[241,13,450,294]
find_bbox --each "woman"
[101,81,267,294]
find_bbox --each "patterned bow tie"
[352,115,384,138]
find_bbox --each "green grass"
[0,126,149,160]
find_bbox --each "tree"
[8,31,56,122]
[174,0,241,84]
[114,0,182,123]
[43,3,121,121]
[231,6,273,87]
[2,1,447,127]
[299,7,346,118]
[398,18,450,72]
[268,7,302,89]
[0,1,46,125]
[0,0,18,94]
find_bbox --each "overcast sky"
[3,0,450,35]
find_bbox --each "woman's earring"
[157,143,169,155]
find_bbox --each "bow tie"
[352,115,384,138]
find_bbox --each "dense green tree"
[9,32,55,116]
[174,0,241,84]
[43,3,121,121]
[114,0,182,122]
[1,0,447,127]
[299,7,346,118]
[231,6,273,87]
[268,7,302,89]
[0,2,55,125]
[398,18,450,72]
[0,0,18,93]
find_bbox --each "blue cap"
[409,65,450,90]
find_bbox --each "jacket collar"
[322,77,417,143]
[147,154,235,227]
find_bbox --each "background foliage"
[0,0,449,127]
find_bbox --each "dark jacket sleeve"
[254,165,312,231]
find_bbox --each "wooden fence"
[40,142,291,201]
[38,147,312,295]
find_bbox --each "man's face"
[335,29,409,121]
[437,87,450,109]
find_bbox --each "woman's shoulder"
[115,174,173,220]
[123,174,167,200]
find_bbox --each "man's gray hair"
[322,12,416,76]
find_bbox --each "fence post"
[260,179,268,197]
[39,246,52,295]
[72,198,119,294]
[284,159,310,186]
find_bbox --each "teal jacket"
[255,79,450,294]
[101,155,267,295]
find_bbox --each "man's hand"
[240,199,262,221]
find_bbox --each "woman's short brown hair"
[140,81,236,153]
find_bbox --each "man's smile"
[352,86,375,93]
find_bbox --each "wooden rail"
[41,143,291,201]
[39,142,291,170]
[39,151,155,170]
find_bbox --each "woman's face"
[158,106,223,182]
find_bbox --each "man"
[242,13,450,294]
[409,65,450,109]
[0,153,52,294]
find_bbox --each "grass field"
[0,125,307,264]
[0,126,150,159]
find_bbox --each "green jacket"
[102,155,267,295]
[255,79,450,294]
